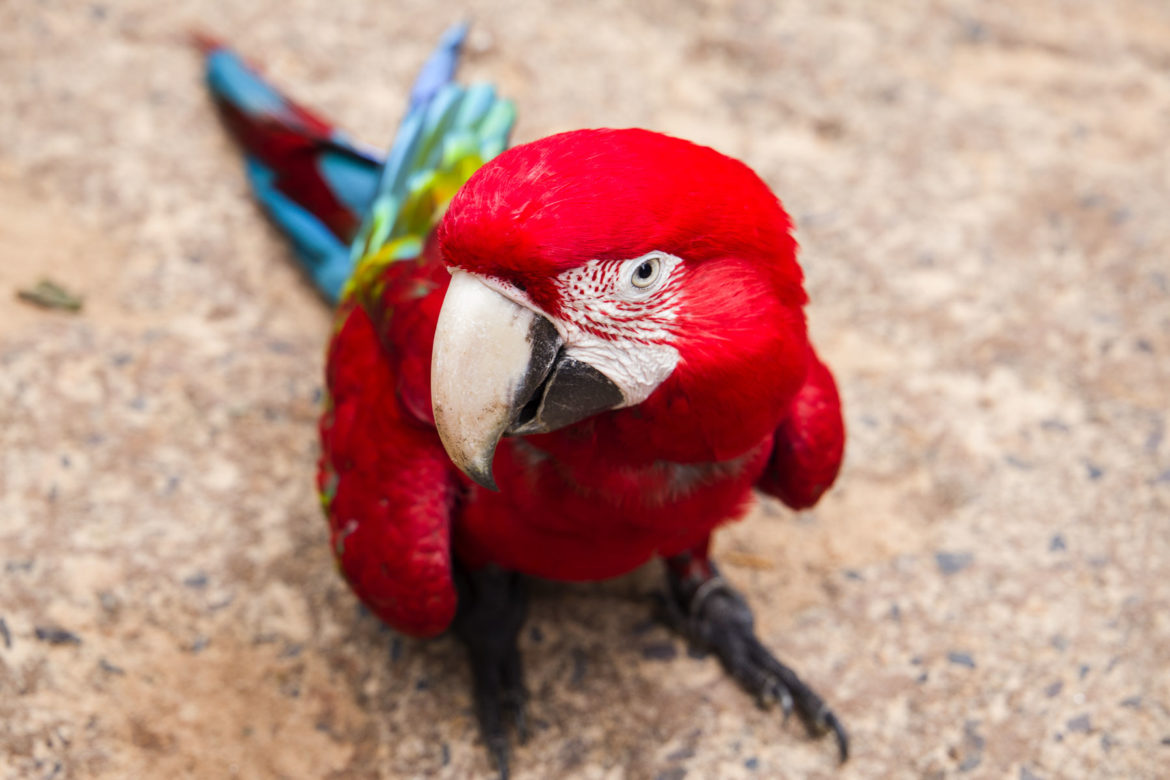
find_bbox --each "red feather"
[319,247,458,636]
[322,128,844,634]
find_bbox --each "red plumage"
[207,36,850,768]
[319,129,844,627]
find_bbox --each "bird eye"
[630,256,661,289]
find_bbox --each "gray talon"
[779,689,794,721]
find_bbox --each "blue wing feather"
[243,158,354,300]
[408,21,469,110]
[206,49,294,122]
[204,22,514,303]
[316,146,381,218]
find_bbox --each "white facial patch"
[553,251,686,407]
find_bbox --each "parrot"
[200,23,848,777]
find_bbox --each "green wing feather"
[343,82,515,303]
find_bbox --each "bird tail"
[200,24,513,303]
[198,33,400,302]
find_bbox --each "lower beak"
[431,271,621,490]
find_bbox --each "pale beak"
[431,270,622,490]
[431,271,560,490]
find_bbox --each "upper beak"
[431,270,622,490]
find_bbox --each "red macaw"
[202,24,847,777]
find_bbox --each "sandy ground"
[2,1,1169,777]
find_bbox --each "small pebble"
[1085,462,1103,480]
[1120,695,1141,709]
[99,658,124,675]
[35,626,81,646]
[1020,768,1044,780]
[744,757,759,770]
[208,595,235,612]
[1067,714,1092,733]
[935,551,973,575]
[389,636,402,662]
[1049,535,1067,552]
[958,720,985,772]
[529,625,544,643]
[948,651,976,668]
[570,647,588,687]
[183,572,209,589]
[98,592,120,613]
[1145,421,1163,453]
[0,617,10,649]
[1045,681,1063,698]
[959,18,988,43]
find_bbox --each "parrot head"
[432,128,812,489]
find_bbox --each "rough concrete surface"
[2,1,1168,778]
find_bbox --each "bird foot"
[453,566,530,779]
[467,648,528,780]
[659,566,848,762]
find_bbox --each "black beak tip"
[465,462,500,492]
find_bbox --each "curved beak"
[431,271,622,490]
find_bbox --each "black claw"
[824,710,849,763]
[489,738,510,780]
[663,561,849,763]
[779,689,794,722]
[511,701,529,745]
